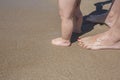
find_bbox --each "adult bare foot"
[78,0,120,50]
[52,37,71,47]
[78,29,120,50]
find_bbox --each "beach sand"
[0,0,120,80]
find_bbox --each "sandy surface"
[0,0,120,80]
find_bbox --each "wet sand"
[0,0,120,80]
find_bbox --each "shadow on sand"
[71,0,112,43]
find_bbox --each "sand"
[0,0,120,80]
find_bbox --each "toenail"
[78,38,81,40]
[77,39,81,41]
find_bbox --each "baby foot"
[51,37,71,47]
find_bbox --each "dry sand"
[0,0,120,80]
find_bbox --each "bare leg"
[73,0,83,33]
[105,0,117,27]
[52,0,82,46]
[78,0,120,50]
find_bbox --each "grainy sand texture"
[0,0,120,80]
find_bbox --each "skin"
[52,0,82,46]
[105,0,116,27]
[78,0,120,50]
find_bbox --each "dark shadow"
[71,0,112,43]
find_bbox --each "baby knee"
[59,10,73,20]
